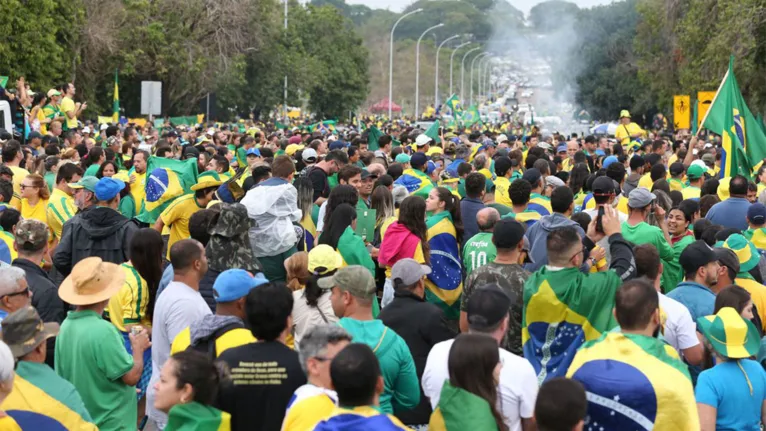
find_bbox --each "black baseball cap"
[522,168,542,185]
[492,219,525,250]
[592,176,617,196]
[679,240,718,274]
[466,284,512,330]
[669,162,685,176]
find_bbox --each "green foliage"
[0,0,81,90]
[529,1,579,32]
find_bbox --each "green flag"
[275,121,288,130]
[366,126,382,151]
[425,120,441,142]
[0,77,7,89]
[691,99,699,135]
[461,105,482,127]
[699,56,766,177]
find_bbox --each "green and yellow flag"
[112,69,120,123]
[460,105,482,127]
[367,126,383,151]
[425,120,441,142]
[429,382,498,430]
[699,56,766,178]
[165,401,231,431]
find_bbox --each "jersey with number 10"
[462,232,497,276]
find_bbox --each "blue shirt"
[459,197,485,248]
[696,359,766,431]
[666,281,715,324]
[705,197,751,231]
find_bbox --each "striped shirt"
[106,263,150,332]
[46,188,76,240]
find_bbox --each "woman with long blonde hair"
[20,174,50,224]
[284,252,310,292]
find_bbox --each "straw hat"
[191,171,223,191]
[59,257,125,305]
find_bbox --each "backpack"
[187,320,245,359]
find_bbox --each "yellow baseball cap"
[308,245,343,275]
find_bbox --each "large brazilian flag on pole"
[699,56,766,178]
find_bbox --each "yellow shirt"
[47,188,77,241]
[562,158,574,172]
[106,263,151,332]
[668,178,685,192]
[282,386,337,431]
[130,171,147,213]
[681,186,701,200]
[60,96,78,130]
[493,176,511,207]
[758,183,766,196]
[668,154,678,166]
[9,166,29,198]
[615,122,646,146]
[617,195,629,215]
[735,277,766,333]
[638,173,654,190]
[0,416,22,431]
[160,194,203,259]
[36,108,48,135]
[21,198,49,224]
[171,325,256,357]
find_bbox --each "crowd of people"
[2,77,766,430]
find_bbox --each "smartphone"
[596,206,605,234]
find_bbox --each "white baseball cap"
[302,148,318,162]
[82,126,91,134]
[100,124,109,131]
[415,134,433,147]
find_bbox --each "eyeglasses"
[19,184,38,190]
[1,287,30,299]
[569,248,586,262]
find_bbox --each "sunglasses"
[1,287,29,299]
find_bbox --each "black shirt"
[217,341,306,431]
[308,166,330,202]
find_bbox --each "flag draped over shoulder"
[566,332,699,431]
[136,157,198,224]
[522,267,621,384]
[367,126,383,151]
[393,168,433,199]
[429,382,498,431]
[300,213,317,252]
[700,56,766,177]
[165,401,231,431]
[424,211,463,320]
[5,373,98,430]
[112,69,120,123]
[313,406,409,431]
[337,226,376,276]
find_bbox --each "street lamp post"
[470,52,489,106]
[449,42,471,96]
[388,8,423,119]
[434,35,460,109]
[460,47,481,102]
[283,0,288,123]
[415,23,444,119]
[479,56,492,102]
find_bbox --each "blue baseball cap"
[426,161,437,175]
[329,140,348,151]
[603,155,619,169]
[213,269,269,303]
[94,177,125,201]
[411,152,428,169]
[556,144,567,153]
[246,148,261,157]
[748,203,766,225]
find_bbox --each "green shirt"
[84,164,100,177]
[44,171,55,192]
[621,221,676,290]
[55,310,136,431]
[118,194,136,219]
[462,232,498,276]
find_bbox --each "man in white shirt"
[633,244,703,365]
[422,284,538,431]
[146,239,212,429]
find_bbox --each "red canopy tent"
[370,98,402,113]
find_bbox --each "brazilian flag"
[424,211,463,320]
[567,332,699,430]
[393,168,433,199]
[165,401,230,431]
[522,267,621,384]
[135,157,199,224]
[429,382,498,430]
[367,126,383,151]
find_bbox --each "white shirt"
[291,289,338,351]
[147,281,212,427]
[422,339,538,431]
[659,292,700,354]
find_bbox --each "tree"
[295,5,370,119]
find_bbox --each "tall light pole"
[484,59,493,100]
[478,56,492,102]
[415,23,444,119]
[449,42,471,96]
[388,8,423,119]
[460,47,481,103]
[470,52,489,106]
[283,0,288,123]
[434,35,459,109]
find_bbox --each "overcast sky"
[346,0,615,14]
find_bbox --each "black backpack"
[187,321,245,359]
